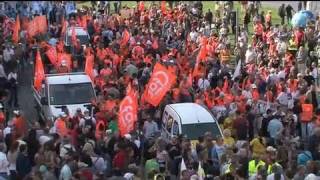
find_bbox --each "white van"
[64,26,90,51]
[33,72,96,121]
[161,103,223,145]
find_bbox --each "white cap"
[305,174,317,180]
[251,84,257,89]
[124,134,132,140]
[146,40,152,45]
[13,110,20,115]
[0,104,3,109]
[61,60,67,66]
[60,112,67,118]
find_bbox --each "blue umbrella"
[291,12,308,28]
[300,10,315,20]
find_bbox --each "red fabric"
[34,50,45,91]
[113,150,128,170]
[161,1,167,15]
[138,1,145,12]
[120,29,130,47]
[46,46,58,67]
[12,15,20,44]
[118,84,138,136]
[85,53,95,81]
[27,19,38,39]
[143,63,177,106]
[13,117,27,137]
[57,53,72,70]
[35,16,47,34]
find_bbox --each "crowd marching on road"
[1,1,320,180]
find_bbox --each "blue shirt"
[267,119,283,138]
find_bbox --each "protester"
[1,1,320,179]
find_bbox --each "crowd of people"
[0,1,320,180]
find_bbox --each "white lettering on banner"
[148,71,169,96]
[120,96,134,124]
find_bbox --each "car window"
[166,115,173,133]
[172,121,179,135]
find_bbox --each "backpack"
[84,117,94,129]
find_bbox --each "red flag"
[27,19,38,39]
[120,29,130,47]
[222,79,229,93]
[34,50,45,91]
[161,1,167,15]
[35,16,48,34]
[118,84,138,136]
[71,27,77,46]
[85,52,95,81]
[138,1,145,12]
[12,15,20,44]
[45,46,58,67]
[143,63,177,107]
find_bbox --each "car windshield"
[49,83,95,105]
[181,122,221,140]
[66,35,89,45]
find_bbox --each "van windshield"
[181,122,221,140]
[49,83,95,105]
[66,35,89,46]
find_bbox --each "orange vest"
[288,80,298,93]
[95,120,106,140]
[55,119,68,137]
[252,89,260,102]
[13,117,27,137]
[224,94,234,105]
[300,104,313,122]
[0,112,5,124]
[220,49,230,62]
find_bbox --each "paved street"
[17,63,37,125]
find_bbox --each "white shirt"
[245,49,257,64]
[190,31,199,42]
[3,48,14,63]
[266,173,285,180]
[312,68,318,79]
[0,64,7,79]
[7,72,17,83]
[197,78,210,91]
[277,92,288,106]
[277,70,286,80]
[79,116,96,128]
[0,152,9,174]
[242,90,252,100]
[59,164,72,180]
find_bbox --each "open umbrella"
[291,12,308,28]
[300,10,315,20]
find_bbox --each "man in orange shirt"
[12,110,27,138]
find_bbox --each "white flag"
[197,162,205,180]
[180,158,187,172]
[232,60,241,81]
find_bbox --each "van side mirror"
[40,97,48,105]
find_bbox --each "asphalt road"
[16,63,37,125]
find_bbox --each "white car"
[64,26,90,48]
[33,72,96,121]
[161,103,223,147]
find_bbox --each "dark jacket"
[16,152,32,178]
